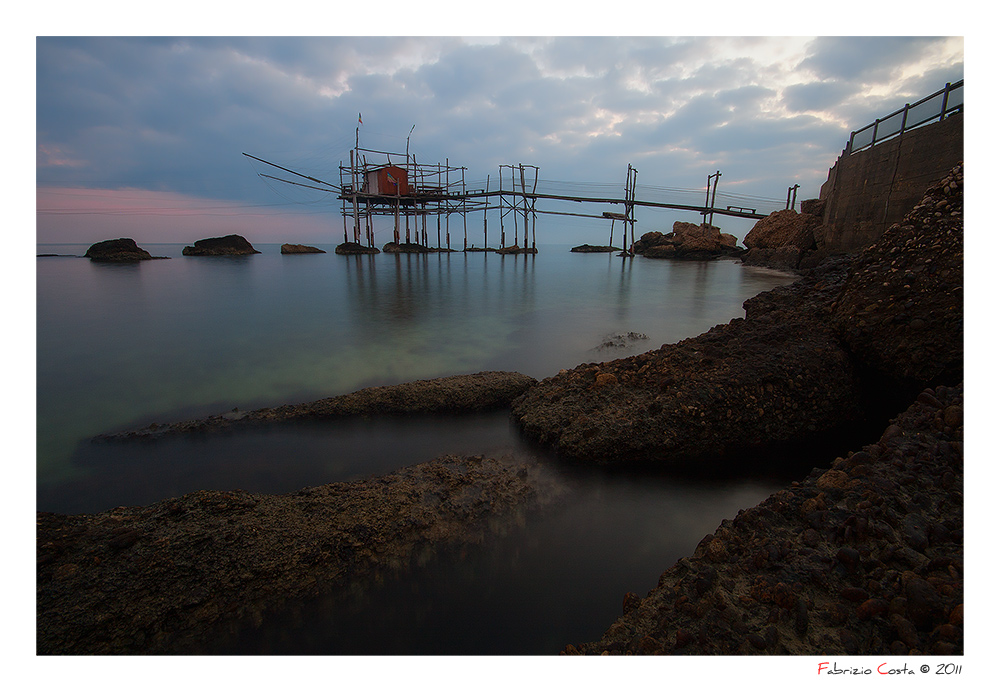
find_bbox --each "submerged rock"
[182,234,260,256]
[95,371,538,442]
[84,238,164,262]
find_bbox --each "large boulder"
[744,209,820,251]
[182,234,260,256]
[84,238,158,262]
[634,222,743,260]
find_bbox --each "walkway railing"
[848,79,963,154]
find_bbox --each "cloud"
[35,36,964,245]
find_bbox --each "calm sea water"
[36,240,801,654]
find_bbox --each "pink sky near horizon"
[35,187,343,245]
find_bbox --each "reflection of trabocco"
[595,332,649,350]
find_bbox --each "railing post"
[940,82,952,121]
[900,104,909,136]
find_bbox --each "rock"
[280,243,325,254]
[383,241,433,253]
[633,222,744,260]
[568,383,963,656]
[96,371,538,442]
[38,453,562,654]
[744,209,820,251]
[182,234,260,256]
[741,246,803,271]
[84,238,162,262]
[335,241,380,255]
[831,163,963,387]
[571,244,621,253]
[800,198,825,216]
[904,575,945,629]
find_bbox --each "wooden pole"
[499,166,505,248]
[484,174,490,248]
[349,149,360,243]
[446,158,451,250]
[530,165,538,250]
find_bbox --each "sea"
[37,240,802,654]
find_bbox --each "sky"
[34,31,966,246]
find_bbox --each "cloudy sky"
[34,29,965,246]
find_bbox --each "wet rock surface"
[37,454,561,654]
[94,371,537,442]
[567,383,963,656]
[512,165,963,466]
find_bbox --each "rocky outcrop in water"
[280,243,325,254]
[571,244,621,253]
[511,165,963,466]
[37,454,562,654]
[182,234,260,256]
[634,222,742,260]
[566,383,963,656]
[84,238,165,262]
[95,371,537,442]
[335,241,380,255]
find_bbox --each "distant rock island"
[383,242,454,254]
[84,238,167,262]
[571,244,621,253]
[182,234,260,256]
[335,241,380,255]
[280,243,325,254]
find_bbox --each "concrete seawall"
[818,112,962,253]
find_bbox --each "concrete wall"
[817,112,963,253]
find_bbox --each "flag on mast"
[358,112,363,125]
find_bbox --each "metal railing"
[848,79,963,154]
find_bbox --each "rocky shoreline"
[565,383,963,655]
[37,167,963,656]
[512,164,962,466]
[37,454,562,654]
